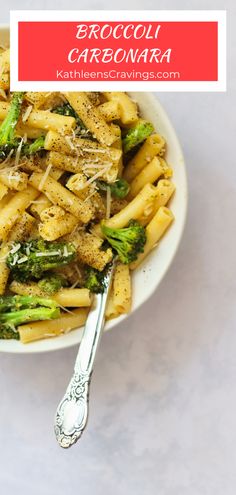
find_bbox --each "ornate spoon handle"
[54,262,115,448]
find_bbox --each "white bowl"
[0,26,187,353]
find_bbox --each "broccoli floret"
[84,266,108,293]
[22,135,45,156]
[0,92,25,161]
[6,239,76,282]
[101,220,146,264]
[122,120,154,154]
[0,295,60,340]
[96,178,130,199]
[38,273,67,294]
[0,324,20,340]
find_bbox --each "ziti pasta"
[0,63,175,343]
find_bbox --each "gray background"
[1,1,236,494]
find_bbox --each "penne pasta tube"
[0,186,39,241]
[71,231,113,271]
[15,123,46,140]
[30,193,52,218]
[0,182,8,201]
[66,174,98,210]
[18,308,89,343]
[131,207,174,269]
[105,290,116,319]
[25,92,49,108]
[103,92,138,124]
[10,280,46,297]
[40,205,67,222]
[113,263,131,314]
[141,180,176,225]
[123,134,166,182]
[29,172,94,223]
[64,92,116,146]
[24,109,76,134]
[8,212,36,242]
[0,48,10,73]
[86,92,101,106]
[10,281,91,307]
[0,169,28,191]
[39,213,78,241]
[100,183,159,231]
[45,150,81,172]
[0,191,13,210]
[0,243,10,295]
[0,72,10,91]
[53,288,91,307]
[44,133,122,165]
[98,100,121,121]
[128,156,168,199]
[0,101,9,120]
[154,179,176,210]
[66,173,91,200]
[110,123,123,176]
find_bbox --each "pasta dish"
[0,47,175,344]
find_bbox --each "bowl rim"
[0,27,188,353]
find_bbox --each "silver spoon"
[54,261,115,449]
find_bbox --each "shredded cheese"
[22,105,33,123]
[9,243,21,254]
[17,256,28,264]
[14,138,24,168]
[38,163,53,191]
[65,135,75,150]
[63,245,69,257]
[0,149,14,168]
[35,250,61,257]
[70,278,81,289]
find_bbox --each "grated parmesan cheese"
[65,135,75,150]
[63,245,69,257]
[17,256,28,264]
[80,165,112,189]
[14,138,24,168]
[70,278,81,289]
[0,149,14,168]
[9,243,21,254]
[22,104,33,123]
[35,250,61,257]
[38,163,53,190]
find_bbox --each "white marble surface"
[1,1,236,494]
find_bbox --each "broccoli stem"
[0,92,25,147]
[122,119,154,154]
[0,306,60,327]
[23,135,45,155]
[0,294,60,340]
[0,294,58,313]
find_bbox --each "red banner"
[18,21,218,82]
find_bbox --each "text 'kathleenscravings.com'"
[55,69,181,81]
